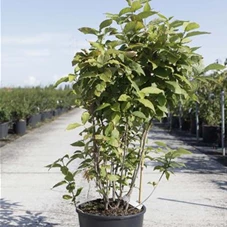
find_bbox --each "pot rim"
[76,200,146,220]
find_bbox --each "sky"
[1,0,227,87]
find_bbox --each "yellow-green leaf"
[81,112,90,125]
[138,99,155,112]
[66,123,82,130]
[184,22,200,32]
[141,86,164,95]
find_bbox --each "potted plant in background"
[0,89,11,139]
[10,88,29,136]
[198,69,227,144]
[47,0,215,226]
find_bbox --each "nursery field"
[0,86,75,141]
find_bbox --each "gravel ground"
[1,109,226,227]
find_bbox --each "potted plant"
[10,88,30,135]
[0,102,11,139]
[47,0,211,226]
[0,88,12,139]
[197,69,226,144]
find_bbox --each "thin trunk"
[126,120,152,199]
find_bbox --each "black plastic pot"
[171,116,179,129]
[182,119,190,131]
[15,120,26,135]
[0,122,9,139]
[28,114,39,127]
[76,204,146,227]
[41,112,48,121]
[202,125,219,143]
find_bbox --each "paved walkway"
[0,109,226,227]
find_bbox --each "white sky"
[1,0,227,87]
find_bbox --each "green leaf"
[154,141,167,147]
[99,19,112,30]
[132,111,146,119]
[68,74,75,82]
[112,112,121,124]
[176,148,191,155]
[185,31,210,38]
[131,1,142,11]
[157,13,167,20]
[108,137,119,147]
[96,103,111,111]
[165,171,170,180]
[111,128,120,138]
[141,86,164,95]
[54,77,69,88]
[79,27,98,35]
[71,141,85,147]
[137,11,156,19]
[63,195,72,200]
[165,81,183,94]
[184,22,200,32]
[138,99,155,112]
[170,20,186,28]
[118,94,131,101]
[90,41,104,51]
[157,95,167,106]
[124,21,144,33]
[157,105,168,113]
[65,172,74,181]
[154,67,171,77]
[204,63,226,73]
[108,174,119,181]
[111,103,121,112]
[143,2,151,11]
[81,112,90,125]
[99,69,112,82]
[75,187,83,196]
[119,7,132,16]
[52,180,67,189]
[61,166,69,175]
[66,123,82,130]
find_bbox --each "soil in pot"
[77,199,145,227]
[78,199,142,216]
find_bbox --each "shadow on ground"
[0,198,58,227]
[158,197,227,210]
[151,123,227,167]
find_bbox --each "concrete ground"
[0,109,226,227]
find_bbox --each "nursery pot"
[76,203,146,227]
[171,116,179,129]
[15,120,26,135]
[0,122,9,139]
[182,119,190,131]
[202,125,219,143]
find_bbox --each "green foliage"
[48,0,210,212]
[0,86,76,122]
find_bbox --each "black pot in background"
[53,109,59,117]
[171,116,179,129]
[182,119,190,131]
[190,118,203,137]
[28,113,41,127]
[0,122,9,139]
[15,120,26,135]
[41,112,48,121]
[202,125,220,144]
[77,203,146,227]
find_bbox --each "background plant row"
[173,67,227,126]
[0,85,75,122]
